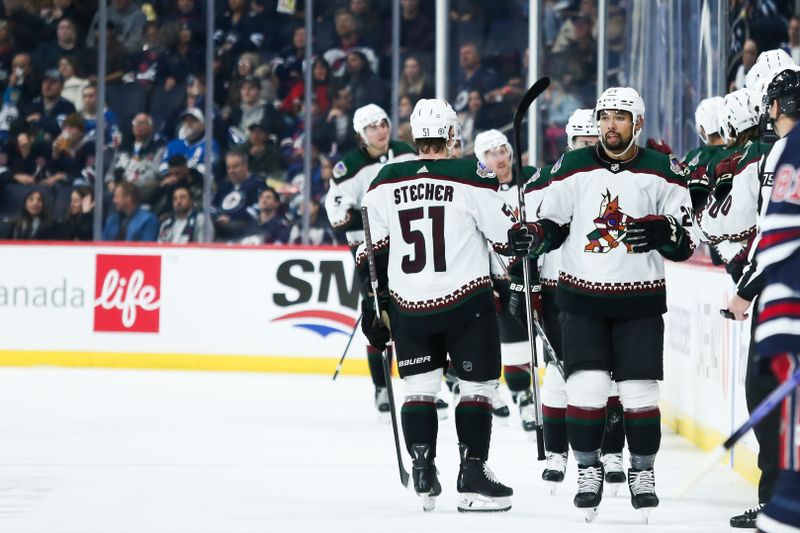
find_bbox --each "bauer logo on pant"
[94,254,162,333]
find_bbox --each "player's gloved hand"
[508,276,544,324]
[626,215,682,253]
[688,165,711,211]
[713,153,742,201]
[646,138,674,156]
[360,295,390,351]
[507,222,543,256]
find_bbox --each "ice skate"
[435,397,449,420]
[628,467,658,523]
[374,386,390,417]
[489,383,509,422]
[729,503,764,528]
[601,453,625,496]
[410,443,441,512]
[456,444,512,512]
[541,451,567,495]
[516,389,537,432]
[574,463,604,522]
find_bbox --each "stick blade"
[513,77,551,130]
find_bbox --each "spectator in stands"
[280,57,332,116]
[350,0,382,46]
[165,0,204,37]
[212,150,264,240]
[49,112,94,186]
[0,52,36,129]
[244,120,283,180]
[788,16,800,64]
[458,89,492,154]
[224,51,261,109]
[22,68,75,140]
[2,0,51,53]
[6,188,53,240]
[158,184,211,243]
[226,75,283,136]
[160,108,220,180]
[733,39,758,90]
[160,21,203,91]
[34,17,86,73]
[86,0,147,55]
[127,21,162,89]
[85,21,128,86]
[551,0,598,53]
[0,21,15,93]
[313,85,357,155]
[398,56,434,102]
[154,154,201,214]
[80,84,121,148]
[252,186,290,244]
[274,26,305,99]
[7,122,49,185]
[214,0,260,60]
[399,0,434,54]
[58,56,89,111]
[288,197,336,245]
[323,8,378,78]
[56,185,93,241]
[550,15,597,101]
[102,181,159,241]
[451,42,502,112]
[398,94,412,123]
[542,80,582,162]
[40,0,93,37]
[345,49,387,109]
[317,154,333,201]
[107,112,166,204]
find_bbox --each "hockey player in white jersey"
[356,99,531,512]
[323,104,421,415]
[512,109,627,493]
[516,87,695,521]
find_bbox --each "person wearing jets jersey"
[511,109,628,494]
[324,104,446,417]
[356,98,532,513]
[472,129,539,431]
[512,87,695,520]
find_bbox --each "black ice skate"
[435,397,449,420]
[489,383,510,421]
[374,387,390,413]
[542,452,568,495]
[456,444,512,512]
[628,467,659,523]
[410,443,441,512]
[730,503,763,528]
[601,453,625,495]
[517,390,537,432]
[574,463,604,522]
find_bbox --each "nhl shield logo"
[610,163,620,172]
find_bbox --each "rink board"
[0,243,758,484]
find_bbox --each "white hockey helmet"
[474,129,512,165]
[745,49,800,116]
[410,98,458,143]
[594,87,645,153]
[719,89,759,140]
[353,103,391,142]
[694,96,725,144]
[565,108,599,150]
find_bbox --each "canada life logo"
[94,254,162,333]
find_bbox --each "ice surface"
[0,368,754,532]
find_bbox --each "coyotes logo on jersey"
[585,190,633,253]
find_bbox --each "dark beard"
[604,133,629,152]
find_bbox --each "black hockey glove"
[688,165,711,211]
[626,215,682,253]
[508,276,543,324]
[646,138,675,157]
[360,295,391,352]
[713,153,742,201]
[507,222,543,257]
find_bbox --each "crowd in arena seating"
[0,0,792,244]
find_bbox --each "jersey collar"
[590,143,642,173]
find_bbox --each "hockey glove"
[507,222,543,257]
[713,153,743,201]
[360,295,391,352]
[646,138,675,157]
[626,215,682,253]
[508,276,544,324]
[688,165,711,211]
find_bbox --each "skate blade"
[640,509,651,524]
[377,411,391,423]
[605,481,622,497]
[547,481,562,496]
[582,508,599,523]
[420,494,436,512]
[457,494,511,513]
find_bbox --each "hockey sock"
[503,364,532,395]
[624,406,661,468]
[601,396,625,455]
[566,405,606,465]
[366,345,387,388]
[455,395,493,460]
[401,395,438,457]
[543,405,568,454]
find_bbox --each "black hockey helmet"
[765,68,800,117]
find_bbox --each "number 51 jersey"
[358,158,518,318]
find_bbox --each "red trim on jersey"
[759,303,800,323]
[367,173,498,192]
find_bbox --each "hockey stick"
[673,366,800,498]
[331,313,363,381]
[361,205,410,488]
[490,250,566,379]
[513,76,551,461]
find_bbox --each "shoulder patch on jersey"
[476,161,496,179]
[333,161,347,179]
[525,168,541,188]
[552,154,564,174]
[689,152,700,167]
[670,158,687,176]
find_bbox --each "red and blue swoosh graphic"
[270,309,357,338]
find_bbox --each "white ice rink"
[0,368,754,533]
